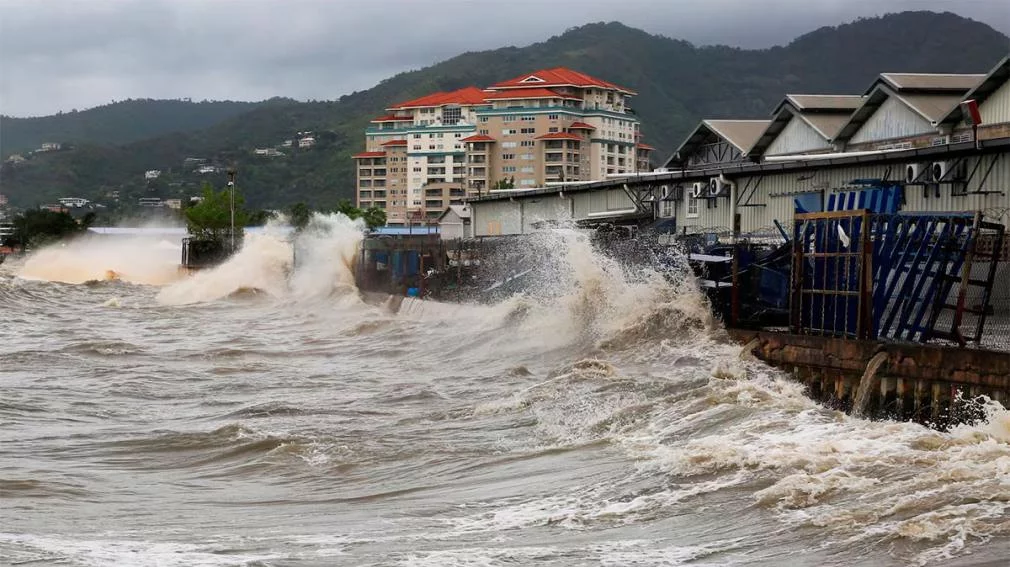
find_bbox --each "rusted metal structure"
[726,207,1010,427]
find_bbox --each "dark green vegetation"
[288,201,387,230]
[2,209,93,249]
[184,183,251,241]
[1,99,273,157]
[1,11,1007,211]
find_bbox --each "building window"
[501,153,515,160]
[548,114,559,120]
[521,115,535,121]
[548,127,559,133]
[520,166,534,173]
[520,127,535,134]
[412,145,421,150]
[502,142,517,148]
[520,154,534,160]
[521,140,535,147]
[687,195,699,218]
[520,179,536,185]
[502,166,517,173]
[442,106,462,125]
[480,116,489,123]
[502,129,516,135]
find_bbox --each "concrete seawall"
[730,329,1010,428]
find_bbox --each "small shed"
[437,205,472,240]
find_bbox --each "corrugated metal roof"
[801,113,853,139]
[895,93,965,123]
[878,73,985,92]
[938,55,1010,126]
[786,94,864,111]
[703,120,772,153]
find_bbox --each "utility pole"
[227,168,236,250]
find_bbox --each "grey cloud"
[1,0,1007,116]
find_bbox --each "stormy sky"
[1,0,1007,117]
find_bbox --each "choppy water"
[2,215,1009,567]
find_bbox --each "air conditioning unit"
[692,182,705,199]
[929,161,948,183]
[905,163,922,184]
[708,177,727,198]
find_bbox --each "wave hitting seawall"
[1,214,1009,567]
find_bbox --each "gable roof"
[482,88,581,101]
[664,119,770,167]
[389,86,489,110]
[877,73,986,92]
[938,55,1010,127]
[536,132,584,141]
[490,67,636,95]
[749,94,863,157]
[834,83,976,144]
[460,134,496,143]
[437,204,471,223]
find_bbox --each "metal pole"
[227,168,236,250]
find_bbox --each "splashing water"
[3,219,1010,566]
[18,235,183,285]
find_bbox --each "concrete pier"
[729,329,1010,428]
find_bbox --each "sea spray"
[18,234,183,285]
[156,225,293,305]
[287,213,366,301]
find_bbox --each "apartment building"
[353,68,652,226]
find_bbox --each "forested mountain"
[0,99,278,157]
[1,11,1007,211]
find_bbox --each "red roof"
[536,132,584,141]
[482,88,580,101]
[371,114,413,122]
[490,67,635,95]
[352,151,386,159]
[636,143,656,151]
[460,134,496,142]
[568,121,595,130]
[381,139,407,146]
[389,86,489,109]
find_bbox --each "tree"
[10,209,87,248]
[331,199,387,229]
[184,182,249,240]
[493,176,516,189]
[288,202,312,230]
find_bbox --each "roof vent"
[520,76,545,83]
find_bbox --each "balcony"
[373,168,387,176]
[358,169,372,177]
[425,200,443,209]
[425,188,444,197]
[468,155,486,164]
[470,142,488,152]
[426,168,446,176]
[372,190,387,198]
[359,191,372,199]
[450,189,466,197]
[469,167,487,177]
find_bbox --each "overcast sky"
[1,0,1007,117]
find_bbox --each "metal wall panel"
[766,116,831,156]
[522,196,573,232]
[472,199,522,236]
[849,97,934,145]
[981,80,1010,126]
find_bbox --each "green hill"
[0,98,278,158]
[1,11,1007,212]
